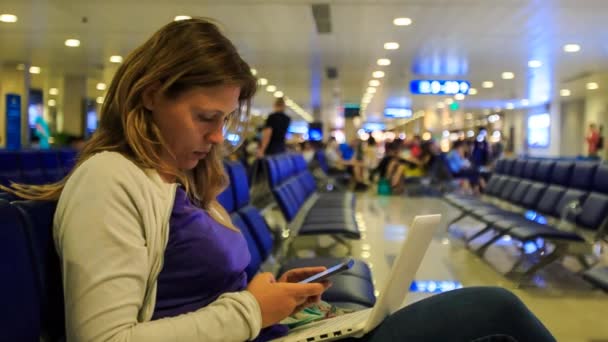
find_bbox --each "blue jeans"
[350,287,555,342]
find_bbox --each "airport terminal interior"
[1,1,608,341]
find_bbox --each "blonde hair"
[2,18,257,214]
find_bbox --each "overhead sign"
[384,107,412,119]
[410,80,470,95]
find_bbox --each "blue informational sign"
[410,80,470,95]
[384,107,412,119]
[6,93,22,150]
[527,113,550,148]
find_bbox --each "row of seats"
[264,153,360,239]
[0,149,77,186]
[0,154,376,340]
[445,158,608,283]
[220,160,376,309]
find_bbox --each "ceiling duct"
[311,4,332,34]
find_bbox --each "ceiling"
[2,0,608,124]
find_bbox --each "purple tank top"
[152,187,288,341]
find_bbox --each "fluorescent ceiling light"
[372,71,385,78]
[109,55,123,63]
[0,14,18,23]
[393,17,412,26]
[65,39,80,47]
[501,72,514,80]
[586,82,599,90]
[383,42,399,50]
[563,44,581,53]
[377,58,391,66]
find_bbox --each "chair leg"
[509,244,566,286]
[471,229,506,256]
[446,211,467,229]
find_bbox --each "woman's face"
[147,84,241,171]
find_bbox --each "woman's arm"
[54,154,262,342]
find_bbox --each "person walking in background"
[257,97,291,158]
[587,123,600,158]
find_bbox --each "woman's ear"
[142,81,162,111]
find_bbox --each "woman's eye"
[197,114,214,122]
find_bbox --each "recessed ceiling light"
[369,80,380,87]
[258,78,268,86]
[96,83,107,91]
[505,103,515,110]
[372,71,385,78]
[29,66,41,74]
[274,91,284,98]
[174,15,191,21]
[482,81,494,88]
[528,60,542,68]
[563,44,581,53]
[377,58,391,66]
[521,99,529,106]
[49,88,59,95]
[65,39,80,47]
[96,97,104,104]
[586,82,599,90]
[366,87,377,94]
[437,102,446,109]
[468,88,478,95]
[109,55,123,63]
[560,89,571,97]
[0,14,18,23]
[393,17,412,26]
[266,85,276,92]
[383,42,399,50]
[250,68,257,76]
[454,94,465,101]
[501,72,515,80]
[48,99,56,107]
[445,98,454,105]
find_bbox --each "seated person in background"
[446,140,485,193]
[2,18,554,342]
[339,138,368,190]
[301,141,316,163]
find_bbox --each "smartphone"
[298,259,355,283]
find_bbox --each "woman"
[4,18,555,342]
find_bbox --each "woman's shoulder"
[69,151,162,191]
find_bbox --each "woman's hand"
[247,272,326,328]
[278,267,332,312]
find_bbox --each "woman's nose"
[206,118,225,145]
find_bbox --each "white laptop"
[272,214,442,342]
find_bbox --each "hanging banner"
[6,93,21,150]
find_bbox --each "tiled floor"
[293,191,608,341]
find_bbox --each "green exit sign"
[450,102,460,111]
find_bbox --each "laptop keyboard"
[280,308,373,342]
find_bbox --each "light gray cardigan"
[53,152,262,341]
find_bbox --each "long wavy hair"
[2,18,257,212]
